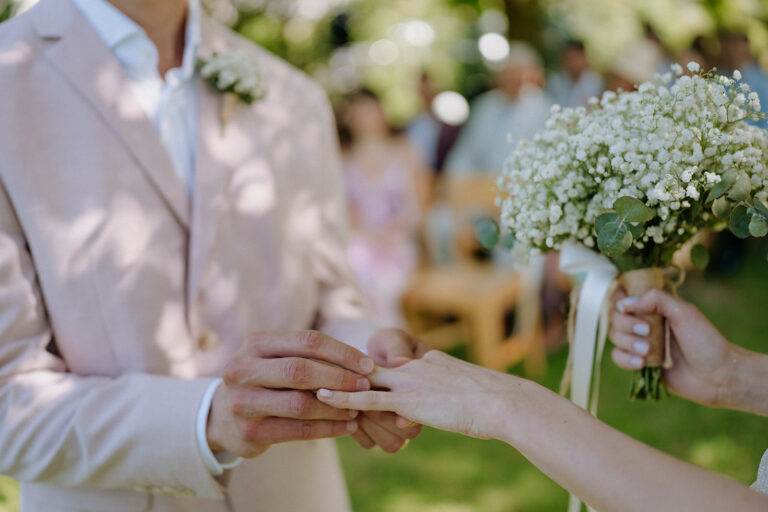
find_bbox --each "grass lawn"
[1,241,766,512]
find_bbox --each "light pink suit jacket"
[0,1,374,510]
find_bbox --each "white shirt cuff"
[195,378,244,475]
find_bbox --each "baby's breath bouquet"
[488,63,768,401]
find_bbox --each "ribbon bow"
[559,243,619,512]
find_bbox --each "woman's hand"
[609,289,736,407]
[317,350,521,440]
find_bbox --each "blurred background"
[2,0,768,511]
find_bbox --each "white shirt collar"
[71,0,201,81]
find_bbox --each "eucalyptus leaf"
[614,196,654,222]
[706,169,737,203]
[727,172,751,202]
[595,212,620,234]
[476,219,500,250]
[749,215,768,237]
[597,220,632,257]
[712,196,731,219]
[754,198,768,218]
[729,205,751,239]
[500,232,516,250]
[628,222,644,239]
[690,243,710,270]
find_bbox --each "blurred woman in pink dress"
[339,90,431,327]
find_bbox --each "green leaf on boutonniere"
[706,169,737,203]
[690,243,710,270]
[729,204,751,239]
[614,196,654,222]
[627,222,644,239]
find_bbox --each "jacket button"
[198,331,220,351]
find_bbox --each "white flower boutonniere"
[199,52,266,130]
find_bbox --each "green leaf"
[595,212,620,234]
[706,169,737,203]
[476,219,500,250]
[729,205,751,239]
[597,220,632,257]
[686,200,702,224]
[500,232,516,250]
[749,215,768,237]
[712,196,731,219]
[727,172,751,202]
[753,198,768,218]
[628,222,644,239]
[690,244,710,270]
[614,196,654,222]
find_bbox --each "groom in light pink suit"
[0,0,426,510]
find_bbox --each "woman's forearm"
[718,346,768,417]
[496,378,768,512]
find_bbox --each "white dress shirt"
[71,0,241,476]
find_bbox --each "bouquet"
[481,63,768,400]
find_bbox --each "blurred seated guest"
[445,42,553,175]
[607,39,661,92]
[340,90,431,327]
[720,31,768,130]
[406,73,462,175]
[547,40,604,107]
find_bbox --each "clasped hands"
[207,328,429,458]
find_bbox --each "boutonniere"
[198,52,266,132]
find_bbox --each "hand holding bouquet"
[487,63,768,400]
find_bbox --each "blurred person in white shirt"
[547,40,604,108]
[445,41,553,176]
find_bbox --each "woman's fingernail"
[356,378,370,391]
[619,297,639,312]
[349,410,359,419]
[633,323,650,336]
[347,421,358,432]
[396,417,409,429]
[630,356,644,368]
[360,358,375,374]
[633,341,650,355]
[318,389,333,399]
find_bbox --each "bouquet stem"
[619,268,670,401]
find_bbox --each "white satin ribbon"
[559,243,618,512]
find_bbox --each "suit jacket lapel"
[35,0,191,229]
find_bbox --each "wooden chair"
[401,174,547,375]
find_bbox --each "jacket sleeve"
[305,87,380,354]
[0,181,226,499]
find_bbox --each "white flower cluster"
[499,66,768,260]
[200,52,266,104]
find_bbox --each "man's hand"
[350,329,428,452]
[207,331,375,458]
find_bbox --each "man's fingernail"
[630,356,644,369]
[396,417,409,429]
[360,358,375,374]
[633,323,650,336]
[318,389,333,399]
[349,410,359,419]
[633,341,650,355]
[347,421,358,432]
[356,378,370,391]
